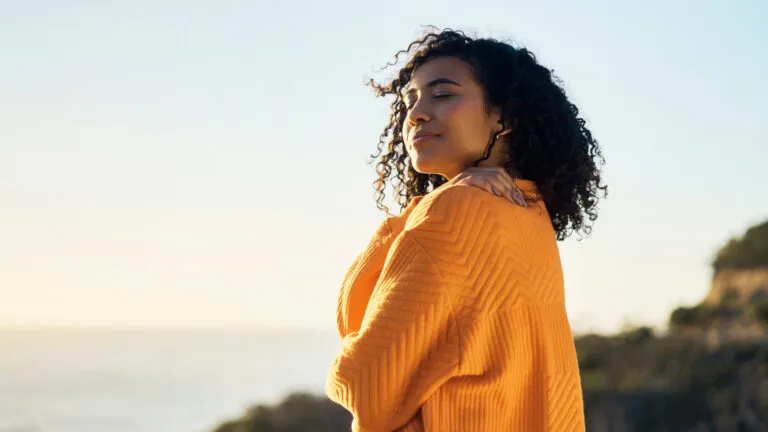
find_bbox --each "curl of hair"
[367,28,607,240]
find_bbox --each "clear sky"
[1,0,766,333]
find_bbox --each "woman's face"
[402,56,506,180]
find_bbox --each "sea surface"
[0,328,341,432]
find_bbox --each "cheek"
[437,99,488,149]
[436,100,464,124]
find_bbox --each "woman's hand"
[445,167,527,207]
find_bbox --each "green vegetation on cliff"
[211,393,351,432]
[577,329,768,431]
[712,219,768,272]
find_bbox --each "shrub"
[712,219,768,272]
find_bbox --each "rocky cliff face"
[670,268,768,346]
[704,268,768,307]
[669,219,768,346]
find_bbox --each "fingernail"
[513,190,527,207]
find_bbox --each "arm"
[326,231,461,431]
[335,219,395,339]
[336,196,428,339]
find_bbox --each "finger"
[459,170,511,201]
[454,169,497,187]
[463,175,499,197]
[509,186,527,207]
[450,171,472,185]
[487,168,525,205]
[451,173,472,187]
[486,177,511,200]
[477,175,507,199]
[493,168,527,207]
[493,168,515,192]
[452,168,527,207]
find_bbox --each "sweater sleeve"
[325,228,461,431]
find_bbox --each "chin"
[411,158,444,176]
[412,154,461,179]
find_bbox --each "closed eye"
[405,94,453,110]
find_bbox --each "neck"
[442,163,522,182]
[473,154,523,178]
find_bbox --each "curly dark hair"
[367,28,607,240]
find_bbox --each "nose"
[405,97,430,126]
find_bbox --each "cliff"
[703,268,768,307]
[670,219,768,345]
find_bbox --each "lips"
[411,131,440,145]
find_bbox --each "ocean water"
[0,328,341,432]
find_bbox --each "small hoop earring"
[495,118,512,137]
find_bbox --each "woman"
[326,29,606,432]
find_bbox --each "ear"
[494,117,514,137]
[488,105,514,137]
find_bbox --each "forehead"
[406,56,475,90]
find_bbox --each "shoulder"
[404,184,512,232]
[427,183,499,207]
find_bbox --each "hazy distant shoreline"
[0,328,339,432]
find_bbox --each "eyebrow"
[404,78,461,95]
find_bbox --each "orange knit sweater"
[326,181,585,432]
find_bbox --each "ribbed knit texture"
[326,181,585,432]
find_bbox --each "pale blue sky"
[1,0,766,333]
